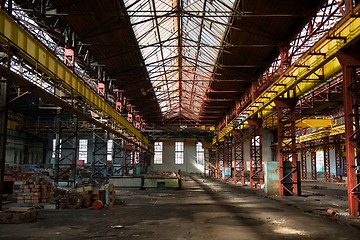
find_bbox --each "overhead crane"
[0,9,151,150]
[214,4,360,143]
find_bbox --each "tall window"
[52,138,61,158]
[196,142,204,165]
[175,142,184,164]
[107,140,114,161]
[316,151,324,172]
[78,139,88,163]
[154,142,163,164]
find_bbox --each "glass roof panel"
[124,0,236,121]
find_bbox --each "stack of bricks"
[5,164,19,174]
[15,174,52,205]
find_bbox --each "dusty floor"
[0,175,360,240]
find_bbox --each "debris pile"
[14,173,52,204]
[0,207,39,224]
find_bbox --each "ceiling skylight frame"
[124,0,236,121]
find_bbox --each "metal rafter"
[215,1,356,142]
[0,8,150,149]
[125,0,236,122]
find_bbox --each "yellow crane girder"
[0,9,150,147]
[215,4,360,144]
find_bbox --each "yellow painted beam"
[201,140,213,149]
[295,117,332,128]
[0,9,149,146]
[297,124,345,143]
[215,4,360,144]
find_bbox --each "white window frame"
[175,142,184,164]
[78,139,88,163]
[52,138,61,158]
[196,142,204,165]
[154,142,163,164]
[107,139,114,161]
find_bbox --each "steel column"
[0,77,8,210]
[337,50,360,216]
[301,142,307,180]
[91,131,108,184]
[300,128,307,180]
[248,118,263,188]
[138,147,143,168]
[111,138,124,176]
[334,137,344,182]
[275,95,299,196]
[223,138,232,181]
[217,142,224,180]
[209,148,217,178]
[0,40,9,210]
[54,112,78,188]
[310,141,317,180]
[271,145,277,162]
[124,142,134,175]
[204,148,209,176]
[233,130,245,184]
[322,137,331,182]
[143,151,151,172]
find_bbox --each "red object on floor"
[92,200,103,210]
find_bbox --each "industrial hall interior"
[1,0,360,239]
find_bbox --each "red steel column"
[217,143,224,179]
[275,94,299,196]
[224,137,232,181]
[323,137,331,182]
[233,130,245,184]
[337,50,360,216]
[209,148,217,178]
[271,145,277,162]
[310,141,317,180]
[334,137,343,182]
[204,148,208,177]
[301,142,307,180]
[222,140,227,181]
[248,118,263,188]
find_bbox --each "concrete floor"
[0,175,359,240]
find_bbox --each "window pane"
[154,142,163,164]
[196,142,204,165]
[175,152,184,164]
[175,142,184,164]
[52,138,62,158]
[107,140,114,161]
[78,139,88,163]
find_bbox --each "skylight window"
[124,0,236,120]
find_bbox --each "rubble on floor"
[0,207,39,224]
[2,163,117,219]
